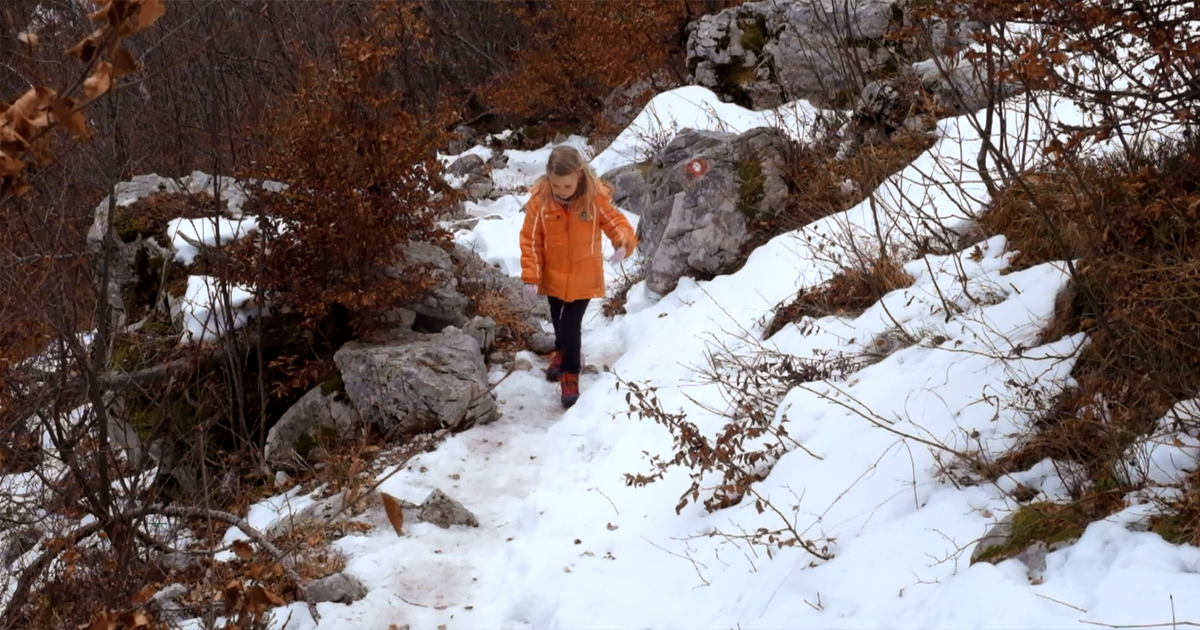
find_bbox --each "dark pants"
[548,296,589,375]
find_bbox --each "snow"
[173,275,267,345]
[220,85,1200,630]
[8,31,1200,630]
[167,216,258,265]
[590,85,825,175]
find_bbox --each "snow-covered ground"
[8,61,1199,625]
[182,84,1200,630]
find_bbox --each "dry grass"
[463,285,535,354]
[765,257,914,338]
[602,265,646,319]
[975,134,1200,514]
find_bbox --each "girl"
[519,145,637,409]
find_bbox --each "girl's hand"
[522,284,539,300]
[609,246,626,265]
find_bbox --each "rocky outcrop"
[686,0,981,111]
[390,241,548,340]
[334,328,499,440]
[604,126,793,296]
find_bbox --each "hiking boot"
[545,350,564,382]
[560,373,579,409]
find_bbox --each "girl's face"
[549,171,581,203]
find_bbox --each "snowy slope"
[214,84,1200,630]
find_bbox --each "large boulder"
[264,380,361,467]
[604,127,792,296]
[87,172,274,331]
[334,328,498,439]
[686,0,981,110]
[688,0,903,108]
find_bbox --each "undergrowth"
[602,264,646,319]
[764,257,914,338]
[976,133,1200,536]
[615,337,861,562]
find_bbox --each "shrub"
[765,257,914,338]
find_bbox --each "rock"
[335,328,498,439]
[464,174,495,199]
[528,331,557,354]
[487,151,509,171]
[608,127,793,296]
[264,379,361,468]
[158,551,199,574]
[970,513,1014,564]
[390,241,470,331]
[605,163,652,212]
[306,572,368,605]
[686,0,987,111]
[600,71,676,137]
[687,0,901,108]
[446,154,486,179]
[447,125,478,155]
[462,316,497,353]
[513,356,534,371]
[419,488,479,529]
[151,583,190,622]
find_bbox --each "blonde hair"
[538,145,608,211]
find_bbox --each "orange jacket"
[519,179,638,302]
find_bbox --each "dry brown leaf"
[51,97,91,140]
[66,28,106,63]
[0,154,25,178]
[130,583,158,605]
[83,611,115,630]
[111,46,138,77]
[83,62,113,100]
[29,136,52,168]
[11,182,32,197]
[231,539,254,560]
[265,561,283,579]
[117,611,150,629]
[88,2,112,23]
[17,33,39,47]
[6,87,55,123]
[0,126,27,153]
[245,585,286,617]
[246,561,264,580]
[224,579,243,610]
[133,0,167,32]
[381,492,406,536]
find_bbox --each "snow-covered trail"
[216,84,1200,630]
[294,304,629,630]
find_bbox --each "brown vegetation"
[765,257,914,338]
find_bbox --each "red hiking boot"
[545,350,564,383]
[560,373,579,409]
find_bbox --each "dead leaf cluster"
[1,0,165,198]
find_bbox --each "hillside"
[3,1,1200,629]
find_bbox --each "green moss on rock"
[972,501,1091,564]
[735,159,765,218]
[738,16,767,57]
